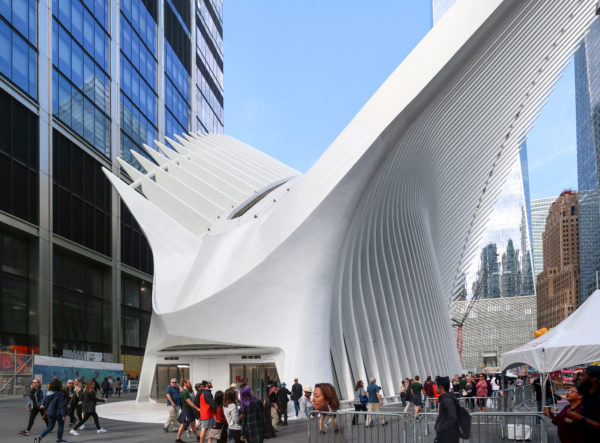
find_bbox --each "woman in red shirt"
[211,390,228,443]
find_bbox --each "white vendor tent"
[500,289,600,372]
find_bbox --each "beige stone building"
[536,191,580,328]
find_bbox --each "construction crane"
[451,268,486,360]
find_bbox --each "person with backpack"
[198,380,216,443]
[34,380,69,443]
[18,379,48,436]
[435,376,464,443]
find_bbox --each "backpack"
[456,402,471,439]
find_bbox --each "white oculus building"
[104,0,598,401]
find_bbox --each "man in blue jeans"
[291,378,303,417]
[365,377,388,427]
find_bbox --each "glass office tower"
[575,20,600,304]
[0,0,223,368]
[433,0,534,299]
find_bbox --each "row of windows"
[196,61,223,122]
[0,89,38,224]
[164,1,190,73]
[52,23,110,115]
[196,92,223,135]
[53,0,109,35]
[121,55,157,126]
[120,11,157,91]
[121,275,152,350]
[0,19,36,98]
[120,93,157,156]
[0,231,30,338]
[121,0,157,54]
[0,0,36,45]
[53,131,112,256]
[196,23,223,91]
[196,0,222,53]
[166,0,190,32]
[52,1,110,74]
[165,108,187,141]
[165,39,190,103]
[165,79,190,136]
[53,70,111,157]
[121,201,154,275]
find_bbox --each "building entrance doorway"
[151,364,189,401]
[230,364,279,400]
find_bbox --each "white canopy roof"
[500,290,600,373]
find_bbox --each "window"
[121,275,152,354]
[121,201,153,274]
[52,130,111,256]
[53,248,110,356]
[0,89,39,223]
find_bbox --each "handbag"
[208,425,223,440]
[360,394,368,404]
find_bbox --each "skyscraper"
[536,191,580,328]
[472,243,501,299]
[575,20,600,304]
[0,0,223,366]
[434,0,534,300]
[501,239,521,297]
[531,196,557,278]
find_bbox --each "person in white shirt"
[298,386,314,420]
[223,388,242,443]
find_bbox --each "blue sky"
[223,1,578,201]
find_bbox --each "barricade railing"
[308,409,546,442]
[0,351,34,399]
[308,410,414,442]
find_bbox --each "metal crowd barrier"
[307,410,414,442]
[308,409,546,443]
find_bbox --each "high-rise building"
[472,243,501,299]
[531,197,557,278]
[536,191,580,328]
[575,20,600,304]
[0,0,223,368]
[434,0,534,301]
[501,239,521,297]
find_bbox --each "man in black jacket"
[18,379,48,436]
[277,382,291,425]
[290,378,303,418]
[434,376,459,443]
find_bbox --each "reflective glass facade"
[0,0,37,98]
[434,1,534,301]
[0,1,223,363]
[575,20,600,303]
[531,197,556,278]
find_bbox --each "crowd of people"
[15,365,600,443]
[162,377,344,442]
[18,377,109,442]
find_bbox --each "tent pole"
[501,369,507,411]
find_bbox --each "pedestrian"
[224,388,242,443]
[267,385,279,433]
[545,385,585,443]
[198,380,216,443]
[175,379,200,443]
[424,375,434,405]
[434,376,460,443]
[290,378,302,418]
[567,365,600,442]
[18,379,47,436]
[365,377,386,427]
[452,375,461,398]
[101,377,110,399]
[476,374,488,412]
[313,383,340,434]
[277,382,291,425]
[92,378,100,393]
[115,377,122,397]
[298,386,314,420]
[70,379,84,430]
[164,377,183,433]
[404,378,414,413]
[34,380,68,443]
[209,390,228,443]
[69,380,107,435]
[464,376,476,411]
[63,380,75,427]
[352,380,368,425]
[399,379,408,407]
[240,386,265,443]
[107,376,113,397]
[410,376,424,415]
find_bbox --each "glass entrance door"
[230,364,279,400]
[151,364,189,401]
